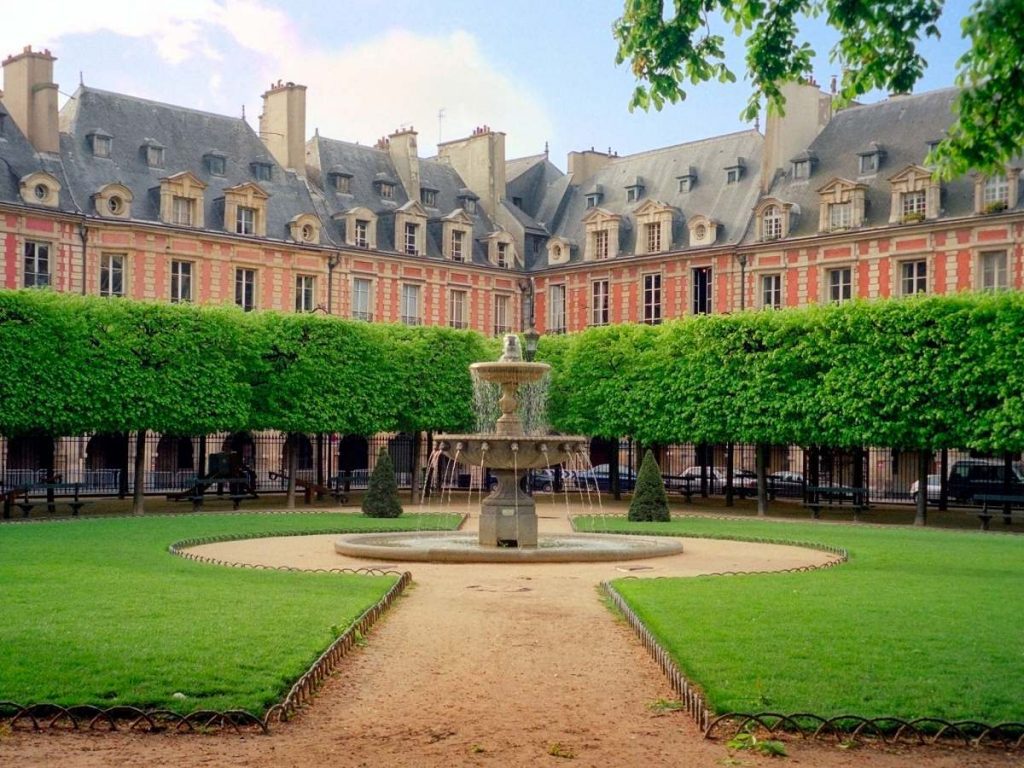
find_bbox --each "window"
[983,174,1009,210]
[295,274,316,312]
[548,284,566,333]
[726,168,740,184]
[107,195,125,216]
[404,222,418,255]
[512,196,523,208]
[594,229,609,260]
[497,242,510,269]
[235,268,256,311]
[170,260,193,303]
[172,196,194,226]
[421,188,437,207]
[792,160,810,179]
[761,274,782,309]
[829,201,852,231]
[23,241,50,287]
[591,280,609,326]
[92,134,112,158]
[901,190,926,220]
[146,144,164,168]
[859,154,879,174]
[401,284,421,326]
[980,250,1008,292]
[901,260,927,295]
[678,176,695,193]
[99,253,124,297]
[236,206,257,235]
[493,294,510,335]
[379,182,395,200]
[251,162,272,182]
[828,267,852,303]
[644,273,663,324]
[463,198,477,214]
[691,267,711,315]
[695,224,707,241]
[585,194,600,209]
[763,205,782,240]
[331,174,351,193]
[451,230,465,262]
[645,222,662,253]
[352,277,373,320]
[626,187,641,203]
[34,183,48,201]
[449,289,468,329]
[206,154,226,176]
[354,219,369,248]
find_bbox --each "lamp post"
[737,253,748,310]
[326,253,340,314]
[524,325,540,362]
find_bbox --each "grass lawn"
[577,515,1024,724]
[0,512,459,714]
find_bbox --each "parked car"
[767,470,805,497]
[566,464,636,492]
[947,459,1024,502]
[484,469,557,493]
[909,474,942,502]
[674,466,756,493]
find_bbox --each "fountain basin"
[438,434,588,470]
[334,531,683,563]
[471,360,550,385]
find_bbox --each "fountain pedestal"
[480,469,537,547]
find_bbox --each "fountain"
[334,334,683,563]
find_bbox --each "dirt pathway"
[1,511,1018,767]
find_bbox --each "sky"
[2,0,976,170]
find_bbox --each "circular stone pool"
[334,532,684,563]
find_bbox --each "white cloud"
[1,0,553,158]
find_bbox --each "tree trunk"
[756,443,769,516]
[410,430,422,503]
[914,450,929,526]
[610,440,621,501]
[118,431,130,499]
[285,434,298,509]
[938,448,949,511]
[725,442,735,507]
[132,429,146,515]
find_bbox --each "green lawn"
[577,515,1024,723]
[0,512,459,714]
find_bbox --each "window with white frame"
[591,280,609,326]
[23,241,50,288]
[763,205,783,240]
[901,189,926,220]
[331,174,351,193]
[404,222,418,255]
[980,250,1008,292]
[493,294,510,335]
[594,229,609,260]
[401,284,421,326]
[172,196,194,226]
[497,242,510,269]
[379,182,395,200]
[983,174,1009,209]
[451,230,465,262]
[206,154,226,176]
[645,222,662,253]
[295,274,316,312]
[626,186,641,203]
[691,267,711,315]
[828,267,852,303]
[354,219,369,248]
[235,268,256,311]
[585,194,600,209]
[548,284,566,333]
[761,273,782,309]
[449,289,468,329]
[900,260,927,295]
[421,188,438,207]
[100,253,124,297]
[170,260,193,303]
[236,206,257,235]
[644,273,662,324]
[829,201,852,231]
[352,277,373,320]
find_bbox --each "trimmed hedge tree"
[362,448,403,518]
[629,450,670,522]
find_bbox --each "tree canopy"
[614,0,1024,176]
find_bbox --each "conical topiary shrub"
[362,448,403,518]
[628,450,670,522]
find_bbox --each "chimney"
[566,148,612,183]
[2,46,59,153]
[259,80,307,175]
[437,126,506,219]
[760,80,832,191]
[388,127,421,203]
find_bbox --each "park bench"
[169,476,258,512]
[972,494,1024,530]
[13,482,90,518]
[803,485,870,521]
[268,471,347,505]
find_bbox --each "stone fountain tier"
[437,435,588,470]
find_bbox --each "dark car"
[947,459,1024,502]
[567,464,636,492]
[767,470,806,498]
[485,469,557,493]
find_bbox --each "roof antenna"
[544,141,549,157]
[241,104,246,120]
[79,70,83,86]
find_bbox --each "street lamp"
[524,325,540,362]
[736,253,749,310]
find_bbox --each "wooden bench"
[14,483,90,517]
[170,476,258,512]
[972,494,1024,530]
[803,485,870,521]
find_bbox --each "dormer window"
[464,198,477,213]
[144,142,165,168]
[205,152,227,176]
[754,199,793,242]
[497,242,510,268]
[251,162,273,182]
[585,194,600,208]
[89,131,112,158]
[857,143,884,175]
[94,183,134,219]
[725,159,745,184]
[791,151,816,180]
[983,174,1009,210]
[625,177,644,203]
[354,219,369,248]
[829,201,852,230]
[677,168,697,193]
[421,187,438,207]
[584,184,604,208]
[763,205,782,240]
[379,182,395,200]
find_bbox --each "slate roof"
[537,130,764,267]
[754,88,982,242]
[0,100,73,210]
[505,153,565,221]
[58,86,324,242]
